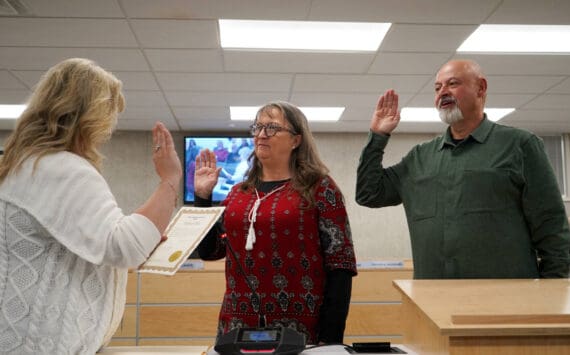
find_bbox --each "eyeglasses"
[249,123,297,137]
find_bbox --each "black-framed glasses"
[249,123,297,137]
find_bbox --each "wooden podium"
[393,279,570,355]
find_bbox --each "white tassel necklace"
[246,184,286,250]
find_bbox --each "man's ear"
[478,77,488,98]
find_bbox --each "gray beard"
[438,105,464,125]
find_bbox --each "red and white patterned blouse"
[201,176,357,344]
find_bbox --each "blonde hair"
[242,101,330,207]
[0,58,125,180]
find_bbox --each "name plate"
[357,260,405,269]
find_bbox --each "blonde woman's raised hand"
[152,122,182,187]
[135,122,182,235]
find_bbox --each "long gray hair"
[241,101,329,207]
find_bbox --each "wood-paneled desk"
[111,260,413,345]
[393,279,570,355]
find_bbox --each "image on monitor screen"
[184,136,254,204]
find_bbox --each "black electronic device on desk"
[347,342,407,354]
[215,326,306,355]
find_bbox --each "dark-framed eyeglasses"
[249,123,297,137]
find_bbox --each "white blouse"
[0,151,160,354]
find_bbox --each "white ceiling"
[1,0,570,134]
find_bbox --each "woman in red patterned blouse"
[194,101,357,345]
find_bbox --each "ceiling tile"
[308,0,502,24]
[10,70,42,88]
[369,52,452,75]
[0,18,137,47]
[24,0,123,17]
[145,49,224,72]
[123,91,169,107]
[0,47,149,71]
[172,106,229,120]
[165,91,289,107]
[290,92,413,108]
[224,51,375,73]
[420,75,567,95]
[522,94,570,110]
[121,0,312,19]
[12,70,160,93]
[548,78,570,94]
[156,73,293,91]
[114,72,160,91]
[493,76,563,95]
[120,106,174,120]
[130,19,219,49]
[485,94,537,107]
[453,54,570,76]
[0,71,27,89]
[486,0,570,24]
[293,74,431,94]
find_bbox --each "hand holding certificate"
[139,206,225,275]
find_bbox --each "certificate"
[139,206,225,275]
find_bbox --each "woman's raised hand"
[152,122,182,187]
[194,149,221,199]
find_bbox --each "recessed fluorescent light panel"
[219,19,391,51]
[458,25,570,53]
[0,104,26,119]
[230,106,345,122]
[401,108,514,122]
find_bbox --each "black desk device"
[215,326,306,355]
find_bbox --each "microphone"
[221,233,266,327]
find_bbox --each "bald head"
[434,59,488,126]
[438,60,484,79]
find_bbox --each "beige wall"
[314,132,433,259]
[1,130,569,260]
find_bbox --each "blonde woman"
[0,58,181,354]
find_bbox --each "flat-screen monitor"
[184,136,254,204]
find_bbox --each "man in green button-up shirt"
[356,59,570,279]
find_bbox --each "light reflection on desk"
[99,346,209,354]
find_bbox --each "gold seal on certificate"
[139,206,225,275]
[169,250,183,262]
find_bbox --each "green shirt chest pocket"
[458,168,520,213]
[405,174,439,221]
